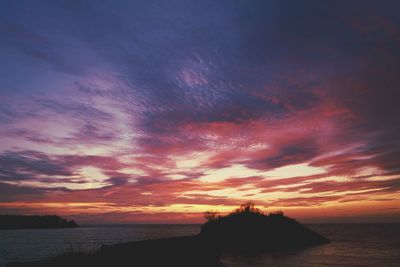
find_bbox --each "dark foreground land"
[0,215,78,230]
[7,236,223,267]
[7,203,329,267]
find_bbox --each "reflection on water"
[1,224,400,267]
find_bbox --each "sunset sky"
[1,0,400,223]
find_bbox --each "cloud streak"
[0,0,400,222]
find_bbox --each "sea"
[0,224,399,267]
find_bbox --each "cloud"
[1,0,400,222]
[0,151,72,181]
[0,182,49,202]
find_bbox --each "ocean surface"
[0,224,399,266]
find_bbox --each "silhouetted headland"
[200,202,330,251]
[0,215,79,230]
[6,203,329,267]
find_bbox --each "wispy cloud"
[0,0,400,222]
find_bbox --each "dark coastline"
[2,223,399,267]
[5,205,329,267]
[0,215,79,230]
[6,233,328,267]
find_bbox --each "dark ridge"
[6,203,329,267]
[0,215,79,230]
[199,202,330,251]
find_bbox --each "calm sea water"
[222,224,400,267]
[0,224,399,266]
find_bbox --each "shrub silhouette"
[204,211,219,222]
[232,201,262,215]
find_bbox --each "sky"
[0,0,400,223]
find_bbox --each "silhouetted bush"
[204,211,219,222]
[231,201,263,215]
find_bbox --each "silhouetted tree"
[232,201,261,214]
[204,211,218,222]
